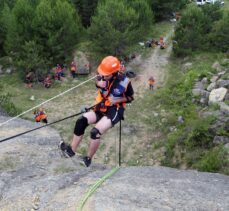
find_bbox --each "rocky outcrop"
[0,115,229,211]
[191,62,229,152]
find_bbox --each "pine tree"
[89,0,153,57]
[210,14,229,52]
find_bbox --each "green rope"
[76,166,120,211]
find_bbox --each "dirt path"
[129,29,174,93]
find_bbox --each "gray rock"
[216,80,229,89]
[91,167,229,211]
[207,82,216,92]
[209,88,228,103]
[182,62,192,72]
[219,102,229,115]
[0,116,229,211]
[194,81,205,90]
[210,75,219,83]
[225,93,229,101]
[177,116,184,124]
[217,70,226,77]
[201,77,208,84]
[200,97,208,105]
[213,136,229,144]
[192,89,209,98]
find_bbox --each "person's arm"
[110,82,134,105]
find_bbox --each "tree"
[89,0,153,57]
[1,3,21,57]
[173,4,206,56]
[125,0,154,37]
[173,3,225,56]
[12,0,35,42]
[0,0,17,55]
[201,3,223,35]
[33,0,82,65]
[148,0,189,21]
[210,14,229,52]
[17,40,47,83]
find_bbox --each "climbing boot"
[59,141,75,158]
[80,156,92,167]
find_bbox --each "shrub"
[194,146,228,172]
[0,89,19,116]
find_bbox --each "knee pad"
[74,116,88,136]
[90,127,101,139]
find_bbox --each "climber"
[59,56,134,167]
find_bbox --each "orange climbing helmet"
[97,56,121,76]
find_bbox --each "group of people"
[145,36,166,49]
[25,61,82,89]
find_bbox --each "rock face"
[89,167,229,211]
[0,115,229,211]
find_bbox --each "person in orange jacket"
[59,56,134,167]
[34,107,48,124]
[70,61,77,78]
[148,76,155,90]
[159,36,166,49]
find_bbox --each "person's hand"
[109,97,117,105]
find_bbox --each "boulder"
[73,51,90,75]
[209,88,227,103]
[192,89,209,98]
[216,80,229,89]
[207,82,216,92]
[213,136,229,144]
[219,102,229,115]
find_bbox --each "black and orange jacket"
[35,111,47,122]
[95,75,133,112]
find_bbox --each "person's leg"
[59,111,97,157]
[87,116,112,159]
[71,111,97,152]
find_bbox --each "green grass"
[0,72,93,114]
